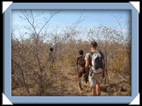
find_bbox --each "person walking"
[76,50,87,90]
[85,41,105,96]
[48,47,55,71]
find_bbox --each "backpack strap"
[89,50,100,56]
[89,51,94,55]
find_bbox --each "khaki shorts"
[89,71,102,87]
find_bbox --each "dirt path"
[12,65,131,96]
[45,66,131,96]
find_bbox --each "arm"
[76,57,79,73]
[100,51,106,78]
[102,58,106,78]
[85,53,90,73]
[76,57,79,65]
[85,60,89,73]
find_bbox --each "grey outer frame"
[3,3,139,104]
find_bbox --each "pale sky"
[11,10,131,40]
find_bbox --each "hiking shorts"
[89,71,102,88]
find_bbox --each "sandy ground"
[44,67,131,96]
[12,66,131,96]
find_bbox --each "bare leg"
[96,82,100,96]
[92,86,96,96]
[78,69,83,90]
[78,77,83,90]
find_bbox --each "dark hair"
[90,41,98,47]
[79,50,83,55]
[50,48,54,52]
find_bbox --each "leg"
[96,82,100,96]
[78,77,83,90]
[89,72,97,96]
[84,73,88,83]
[92,86,96,96]
[95,73,102,96]
[78,71,83,90]
[90,79,96,96]
[84,70,89,83]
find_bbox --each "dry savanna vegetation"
[12,10,131,96]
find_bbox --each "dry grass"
[12,66,131,96]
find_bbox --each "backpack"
[89,50,104,72]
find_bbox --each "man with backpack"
[85,41,105,96]
[76,50,88,90]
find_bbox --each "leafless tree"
[12,11,131,96]
[12,10,60,96]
